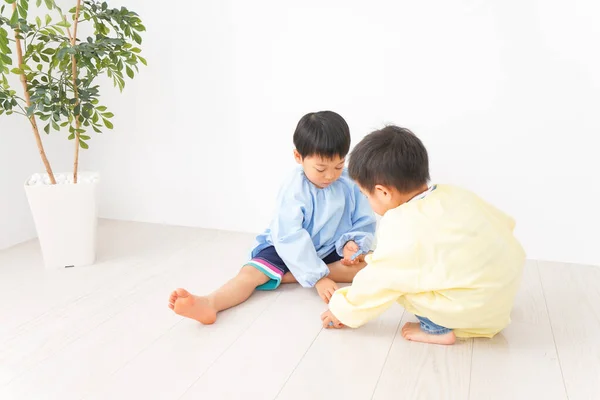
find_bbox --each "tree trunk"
[71,0,82,184]
[12,3,56,184]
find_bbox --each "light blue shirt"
[251,168,377,287]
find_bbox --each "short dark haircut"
[293,111,351,159]
[349,126,430,193]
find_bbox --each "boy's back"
[374,184,525,337]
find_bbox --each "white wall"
[0,118,71,249]
[80,0,600,266]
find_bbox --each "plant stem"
[70,0,82,184]
[12,3,56,185]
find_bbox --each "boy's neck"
[392,183,431,208]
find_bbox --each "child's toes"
[401,326,409,338]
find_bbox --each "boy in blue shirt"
[168,111,377,324]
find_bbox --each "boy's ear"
[293,149,303,164]
[374,184,391,198]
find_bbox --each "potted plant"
[0,0,146,268]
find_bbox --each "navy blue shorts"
[247,246,342,291]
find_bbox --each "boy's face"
[294,150,345,189]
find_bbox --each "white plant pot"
[24,171,99,269]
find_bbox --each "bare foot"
[168,288,217,325]
[401,322,456,345]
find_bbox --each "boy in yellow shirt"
[321,126,526,345]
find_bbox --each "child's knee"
[239,265,270,284]
[342,261,366,274]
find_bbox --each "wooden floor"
[0,220,598,400]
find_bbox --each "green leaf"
[79,140,89,149]
[68,133,75,140]
[10,9,19,26]
[92,125,101,133]
[96,106,107,112]
[44,0,53,9]
[51,121,59,130]
[20,64,31,71]
[74,128,85,133]
[57,20,71,28]
[79,135,91,140]
[37,0,42,6]
[138,56,147,66]
[42,48,55,55]
[21,0,29,10]
[35,16,42,28]
[36,64,43,71]
[44,123,50,134]
[11,68,23,74]
[132,32,142,45]
[18,5,26,19]
[125,66,134,79]
[101,112,114,118]
[103,119,113,129]
[5,0,16,5]
[45,14,52,25]
[131,48,142,54]
[1,53,12,64]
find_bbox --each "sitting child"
[169,111,377,324]
[321,125,526,345]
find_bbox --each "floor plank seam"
[3,236,206,342]
[467,338,475,400]
[177,291,282,400]
[2,268,190,388]
[84,318,186,398]
[537,261,570,400]
[273,326,324,400]
[369,310,405,400]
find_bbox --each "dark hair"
[293,111,351,159]
[349,126,430,193]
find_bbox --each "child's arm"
[271,196,330,289]
[328,220,421,328]
[335,184,377,260]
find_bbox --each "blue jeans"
[416,316,452,335]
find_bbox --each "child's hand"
[315,277,339,304]
[342,241,364,266]
[321,310,344,329]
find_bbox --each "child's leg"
[281,260,367,284]
[401,316,456,345]
[327,260,367,283]
[168,265,270,325]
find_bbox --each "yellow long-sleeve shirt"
[329,184,526,338]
